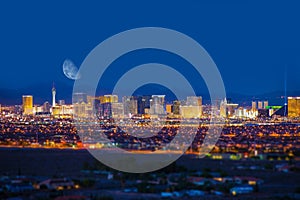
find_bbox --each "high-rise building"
[137,95,151,114]
[99,102,112,118]
[227,103,239,118]
[52,84,56,107]
[95,95,119,118]
[180,96,203,118]
[271,105,287,117]
[235,107,245,118]
[73,93,88,104]
[112,103,124,118]
[288,97,300,118]
[122,96,137,117]
[43,101,51,112]
[73,94,92,118]
[87,96,101,112]
[52,106,62,116]
[180,106,201,118]
[258,101,263,109]
[22,95,33,115]
[59,100,65,105]
[220,98,227,118]
[166,104,172,114]
[219,98,238,118]
[186,96,202,106]
[73,102,91,118]
[100,95,118,104]
[172,100,181,115]
[263,101,269,109]
[149,95,165,115]
[252,101,257,110]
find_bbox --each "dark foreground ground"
[0,147,300,199]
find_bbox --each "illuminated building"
[187,96,203,116]
[166,104,172,114]
[186,96,202,107]
[59,100,65,105]
[258,109,269,118]
[87,96,95,105]
[265,106,282,117]
[122,96,137,117]
[269,108,275,116]
[265,105,282,110]
[87,96,101,112]
[149,95,165,115]
[235,108,258,119]
[43,101,50,112]
[252,101,257,110]
[235,107,245,118]
[137,95,151,114]
[73,102,91,118]
[52,103,73,118]
[52,84,56,107]
[99,102,112,118]
[288,97,300,117]
[112,103,124,118]
[227,103,239,118]
[51,106,61,116]
[94,95,119,118]
[52,104,74,118]
[33,105,43,113]
[264,101,269,109]
[61,105,73,115]
[258,101,263,109]
[179,96,203,118]
[252,100,268,110]
[270,105,287,117]
[180,105,201,118]
[100,95,118,104]
[73,93,88,104]
[172,100,181,115]
[220,98,238,118]
[91,95,119,119]
[73,94,91,118]
[220,98,227,118]
[22,95,33,115]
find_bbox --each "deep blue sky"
[0,0,300,103]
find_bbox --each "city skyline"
[1,82,297,120]
[0,1,300,199]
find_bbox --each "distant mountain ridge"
[0,83,299,107]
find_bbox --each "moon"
[62,59,81,80]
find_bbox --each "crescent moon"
[62,59,81,80]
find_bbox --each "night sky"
[0,0,300,104]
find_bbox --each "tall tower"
[52,83,56,107]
